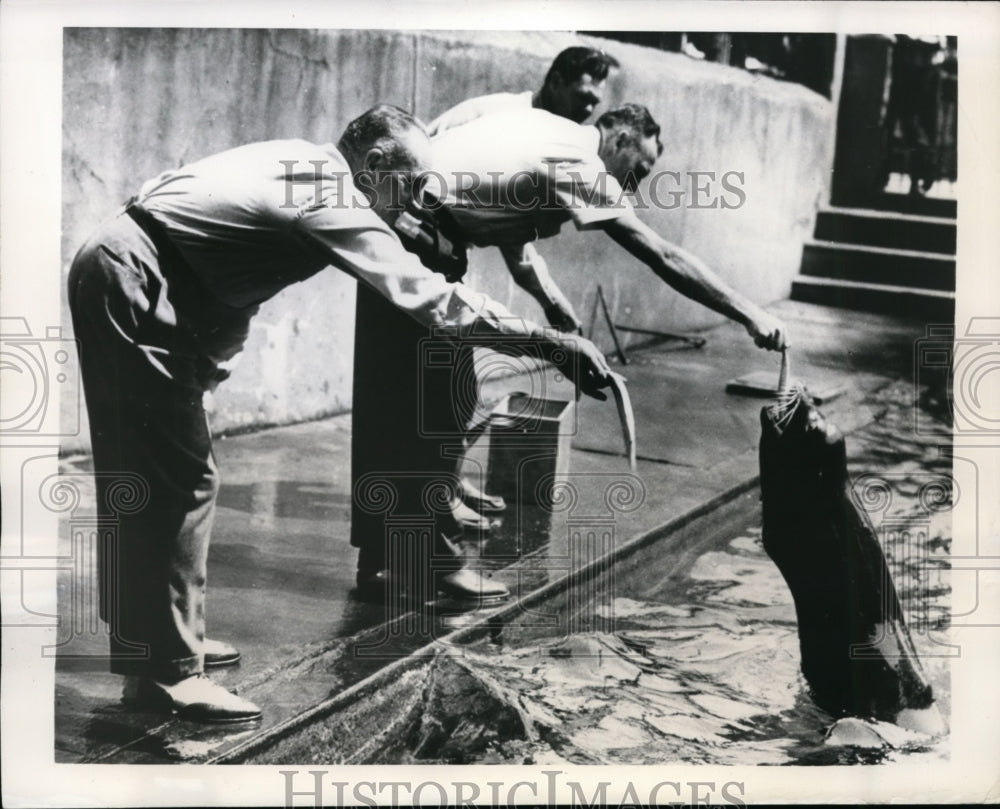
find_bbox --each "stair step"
[801,240,955,291]
[855,192,957,219]
[791,276,955,320]
[815,207,956,254]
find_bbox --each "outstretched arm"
[295,203,611,398]
[601,212,788,350]
[499,242,582,334]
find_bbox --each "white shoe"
[122,673,262,724]
[450,498,500,532]
[438,568,510,605]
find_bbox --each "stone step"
[859,191,957,219]
[791,276,955,321]
[800,240,955,291]
[814,207,956,255]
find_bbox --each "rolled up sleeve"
[292,201,543,340]
[549,158,634,230]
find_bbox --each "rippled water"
[423,382,952,766]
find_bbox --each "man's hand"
[745,310,789,351]
[544,300,584,335]
[602,216,793,352]
[551,333,612,400]
[501,243,584,334]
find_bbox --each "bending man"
[408,44,622,529]
[351,102,788,600]
[429,102,788,351]
[68,105,611,724]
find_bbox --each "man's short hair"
[337,104,427,166]
[544,46,620,86]
[596,103,664,156]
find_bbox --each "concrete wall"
[61,28,833,453]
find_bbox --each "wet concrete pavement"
[54,299,943,763]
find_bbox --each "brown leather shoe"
[122,674,262,724]
[438,568,510,605]
[203,637,241,669]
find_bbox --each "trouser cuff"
[111,652,202,682]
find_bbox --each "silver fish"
[608,371,637,471]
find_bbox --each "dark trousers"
[350,283,478,582]
[67,212,253,681]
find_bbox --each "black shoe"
[122,674,262,724]
[354,568,408,603]
[203,638,241,669]
[355,568,390,591]
[458,479,507,514]
[355,567,509,606]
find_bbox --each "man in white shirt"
[418,45,621,524]
[68,105,611,723]
[429,101,788,352]
[350,102,787,604]
[424,104,787,482]
[427,45,620,137]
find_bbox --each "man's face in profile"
[602,133,660,193]
[366,128,434,228]
[547,71,608,123]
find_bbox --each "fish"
[608,371,637,471]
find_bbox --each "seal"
[759,388,944,736]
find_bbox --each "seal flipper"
[824,716,936,749]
